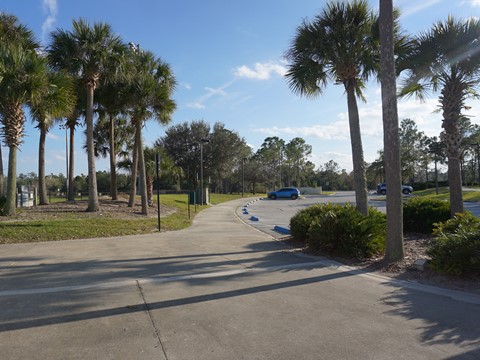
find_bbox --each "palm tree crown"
[285,0,378,99]
[285,0,378,215]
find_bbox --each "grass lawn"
[0,193,262,244]
[413,187,480,202]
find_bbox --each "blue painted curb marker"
[250,216,259,221]
[274,225,290,235]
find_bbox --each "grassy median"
[0,193,261,244]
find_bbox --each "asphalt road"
[240,191,480,238]
[1,198,480,359]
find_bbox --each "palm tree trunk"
[345,81,368,216]
[128,133,138,207]
[67,123,75,201]
[445,130,464,216]
[38,124,49,205]
[5,146,17,216]
[146,174,153,206]
[442,77,464,217]
[380,0,404,262]
[108,114,118,200]
[86,81,99,212]
[135,120,148,215]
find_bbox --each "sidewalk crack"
[136,280,169,360]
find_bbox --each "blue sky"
[1,0,480,177]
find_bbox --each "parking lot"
[237,191,480,238]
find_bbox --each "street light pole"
[242,158,245,198]
[200,138,209,205]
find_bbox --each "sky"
[1,0,480,177]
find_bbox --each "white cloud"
[47,132,61,141]
[234,62,286,80]
[186,81,233,109]
[399,0,444,17]
[467,0,480,6]
[41,0,58,44]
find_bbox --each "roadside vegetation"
[291,189,480,277]
[0,193,256,244]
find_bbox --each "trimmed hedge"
[403,198,450,234]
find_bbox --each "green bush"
[290,204,325,242]
[305,203,386,259]
[428,213,480,276]
[403,197,450,234]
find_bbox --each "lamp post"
[200,138,210,205]
[242,157,246,197]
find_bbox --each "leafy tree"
[158,121,249,193]
[48,18,126,212]
[399,16,480,216]
[284,137,312,187]
[399,119,427,183]
[207,123,250,193]
[285,0,379,215]
[255,137,285,190]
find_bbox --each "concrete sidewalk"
[1,198,480,359]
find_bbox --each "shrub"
[403,198,450,234]
[428,212,480,276]
[306,203,386,259]
[428,214,480,276]
[432,211,480,236]
[290,204,325,242]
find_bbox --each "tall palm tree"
[398,17,480,217]
[0,45,46,215]
[285,0,378,215]
[30,69,75,205]
[0,14,43,216]
[95,79,130,200]
[48,18,126,212]
[125,49,176,215]
[379,0,404,262]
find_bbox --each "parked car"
[267,187,300,200]
[376,183,413,195]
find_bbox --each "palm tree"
[30,69,75,205]
[91,113,134,198]
[48,18,126,212]
[0,45,47,215]
[125,48,176,215]
[285,0,378,215]
[379,0,404,261]
[95,79,131,200]
[0,14,43,216]
[398,17,480,216]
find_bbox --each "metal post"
[156,153,161,231]
[242,158,245,198]
[199,138,209,205]
[200,142,204,206]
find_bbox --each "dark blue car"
[267,187,300,200]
